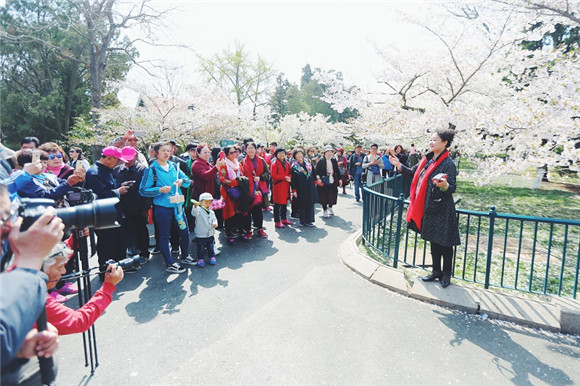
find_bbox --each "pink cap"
[102,146,136,163]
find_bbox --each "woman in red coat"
[270,148,293,228]
[219,146,249,245]
[241,142,270,238]
[191,143,220,200]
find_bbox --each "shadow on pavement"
[434,309,574,385]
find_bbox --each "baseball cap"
[199,192,214,201]
[102,146,137,163]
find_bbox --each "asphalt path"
[56,190,580,385]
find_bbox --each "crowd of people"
[0,126,457,383]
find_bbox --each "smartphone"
[432,173,448,182]
[75,161,84,173]
[32,150,41,163]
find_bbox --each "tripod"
[71,228,99,374]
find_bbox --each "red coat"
[46,282,115,335]
[191,158,218,199]
[270,159,291,205]
[241,155,269,206]
[219,163,241,220]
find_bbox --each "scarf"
[292,159,312,179]
[45,163,65,177]
[243,155,268,195]
[224,157,240,181]
[406,150,449,232]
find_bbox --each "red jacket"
[270,159,291,205]
[191,158,218,200]
[46,282,115,335]
[241,155,269,206]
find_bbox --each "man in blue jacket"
[85,146,136,278]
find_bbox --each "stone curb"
[340,230,579,335]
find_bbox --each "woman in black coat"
[291,148,318,227]
[390,129,460,288]
[315,146,342,218]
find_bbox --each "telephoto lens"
[105,257,141,272]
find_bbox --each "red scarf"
[406,150,449,231]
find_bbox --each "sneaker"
[209,256,216,265]
[227,237,235,245]
[275,222,285,228]
[241,234,250,242]
[49,291,68,303]
[57,282,78,295]
[281,219,293,225]
[137,254,151,265]
[246,231,253,240]
[299,222,306,227]
[171,248,180,256]
[323,209,329,218]
[152,247,161,254]
[197,259,206,268]
[257,229,268,238]
[328,207,334,216]
[166,263,186,274]
[305,222,315,227]
[180,255,197,266]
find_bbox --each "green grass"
[456,179,580,220]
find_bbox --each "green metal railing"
[362,177,580,299]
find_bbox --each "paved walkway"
[56,190,580,385]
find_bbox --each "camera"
[17,197,121,232]
[66,187,96,207]
[105,257,141,272]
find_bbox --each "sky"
[127,0,438,90]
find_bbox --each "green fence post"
[484,206,496,289]
[393,193,405,269]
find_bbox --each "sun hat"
[323,145,334,154]
[199,192,214,201]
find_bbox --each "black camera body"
[66,187,96,207]
[105,257,141,272]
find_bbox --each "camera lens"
[55,197,120,230]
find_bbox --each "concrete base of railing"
[340,230,580,335]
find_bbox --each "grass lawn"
[456,175,580,221]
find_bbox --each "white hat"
[323,145,334,153]
[199,192,214,201]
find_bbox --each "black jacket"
[114,162,150,216]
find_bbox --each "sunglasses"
[69,150,78,153]
[48,153,63,160]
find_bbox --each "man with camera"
[0,183,62,384]
[85,146,137,278]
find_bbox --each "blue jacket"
[1,170,32,195]
[16,173,71,200]
[1,268,47,371]
[139,160,191,208]
[85,162,120,199]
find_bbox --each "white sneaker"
[328,207,334,216]
[323,210,329,218]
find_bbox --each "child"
[191,192,218,267]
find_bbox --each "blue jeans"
[153,205,189,266]
[196,236,215,260]
[354,173,363,200]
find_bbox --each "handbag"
[211,197,226,210]
[227,187,241,201]
[320,176,330,186]
[253,182,263,206]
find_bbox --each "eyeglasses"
[0,202,19,227]
[48,153,63,160]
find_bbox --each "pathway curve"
[57,191,580,385]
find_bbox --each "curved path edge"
[340,230,580,335]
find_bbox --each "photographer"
[1,161,42,194]
[85,146,137,278]
[1,184,62,384]
[43,241,124,335]
[14,149,85,203]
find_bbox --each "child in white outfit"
[191,192,218,267]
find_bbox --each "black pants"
[225,213,245,237]
[291,198,300,217]
[245,205,264,230]
[123,214,149,258]
[430,242,453,275]
[274,203,287,222]
[321,204,333,210]
[95,227,126,269]
[299,203,315,224]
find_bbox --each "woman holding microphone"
[389,129,460,287]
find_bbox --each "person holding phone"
[389,129,460,288]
